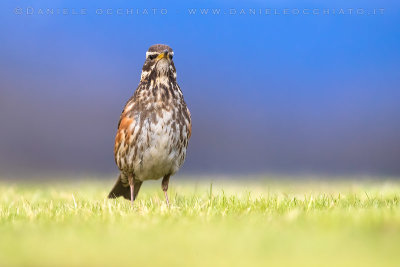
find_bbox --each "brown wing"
[186,106,192,139]
[114,117,135,157]
[114,98,137,167]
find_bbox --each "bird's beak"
[156,50,169,61]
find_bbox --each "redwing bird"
[108,44,191,205]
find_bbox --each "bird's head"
[140,44,176,82]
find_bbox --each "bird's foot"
[130,184,135,206]
[164,190,170,207]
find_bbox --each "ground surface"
[0,178,399,266]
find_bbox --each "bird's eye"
[148,54,158,60]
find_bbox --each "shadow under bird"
[108,44,192,205]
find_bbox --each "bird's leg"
[128,175,135,206]
[162,175,170,207]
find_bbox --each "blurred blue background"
[0,0,399,176]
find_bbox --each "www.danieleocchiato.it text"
[187,8,384,16]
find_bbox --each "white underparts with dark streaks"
[116,79,189,182]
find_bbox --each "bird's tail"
[108,174,142,201]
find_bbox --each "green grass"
[0,179,399,266]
